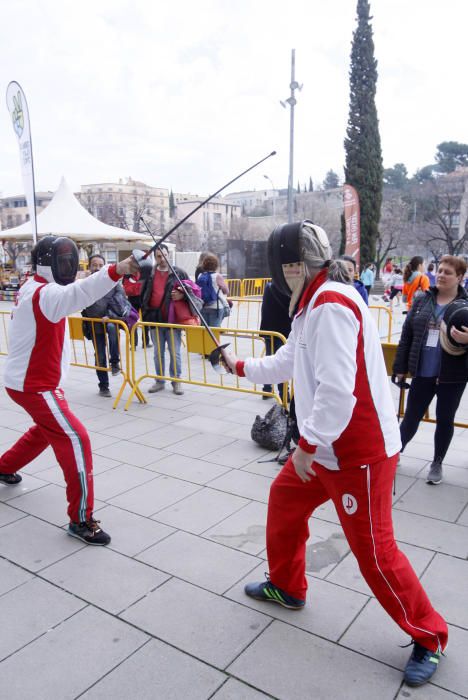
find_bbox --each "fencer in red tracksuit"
[0,237,137,544]
[224,258,448,687]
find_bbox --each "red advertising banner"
[343,184,360,271]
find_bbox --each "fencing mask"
[32,235,79,286]
[267,220,332,315]
[440,298,468,356]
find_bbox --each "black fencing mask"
[440,299,468,355]
[267,222,302,297]
[267,220,332,315]
[32,236,79,285]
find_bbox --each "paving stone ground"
[0,300,467,699]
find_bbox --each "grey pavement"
[0,301,467,699]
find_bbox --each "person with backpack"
[197,253,230,327]
[402,256,430,311]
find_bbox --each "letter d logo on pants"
[342,493,358,515]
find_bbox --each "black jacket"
[141,265,188,322]
[259,282,292,339]
[393,286,468,383]
[82,282,130,337]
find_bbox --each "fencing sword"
[132,150,276,269]
[131,151,277,373]
[137,217,233,374]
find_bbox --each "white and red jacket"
[239,271,401,470]
[4,265,122,393]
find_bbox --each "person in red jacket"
[0,236,138,545]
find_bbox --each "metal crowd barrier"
[225,297,262,330]
[68,316,146,409]
[381,342,468,428]
[225,278,271,297]
[125,321,288,410]
[241,278,270,297]
[225,279,242,297]
[368,305,392,342]
[1,307,466,429]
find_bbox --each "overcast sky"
[0,0,466,199]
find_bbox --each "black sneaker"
[68,518,111,546]
[111,363,120,376]
[245,574,305,610]
[403,642,441,686]
[0,472,22,485]
[99,387,112,397]
[426,460,443,485]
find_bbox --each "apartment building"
[79,178,169,234]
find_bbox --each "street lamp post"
[263,174,276,219]
[280,49,302,224]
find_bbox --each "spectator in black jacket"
[82,254,129,397]
[393,255,468,484]
[260,282,292,400]
[140,244,189,395]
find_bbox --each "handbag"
[251,404,289,450]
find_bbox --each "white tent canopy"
[0,177,156,247]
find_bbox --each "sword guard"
[209,343,231,374]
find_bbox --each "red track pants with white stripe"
[267,454,448,653]
[0,388,94,523]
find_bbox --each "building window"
[213,213,222,231]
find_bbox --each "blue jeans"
[152,326,182,383]
[94,324,119,389]
[203,306,224,327]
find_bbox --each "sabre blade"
[141,150,277,259]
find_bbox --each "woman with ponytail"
[402,256,430,310]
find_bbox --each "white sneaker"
[148,382,165,393]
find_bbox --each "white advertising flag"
[6,81,38,243]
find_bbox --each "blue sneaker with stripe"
[244,575,305,610]
[403,642,441,686]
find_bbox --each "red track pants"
[267,454,448,653]
[0,388,94,523]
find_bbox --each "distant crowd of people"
[81,247,231,398]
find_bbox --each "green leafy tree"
[435,141,468,173]
[343,0,383,266]
[412,165,435,183]
[297,181,301,194]
[323,169,340,190]
[383,163,408,188]
[308,176,314,192]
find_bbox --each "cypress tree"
[343,0,382,265]
[169,189,176,218]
